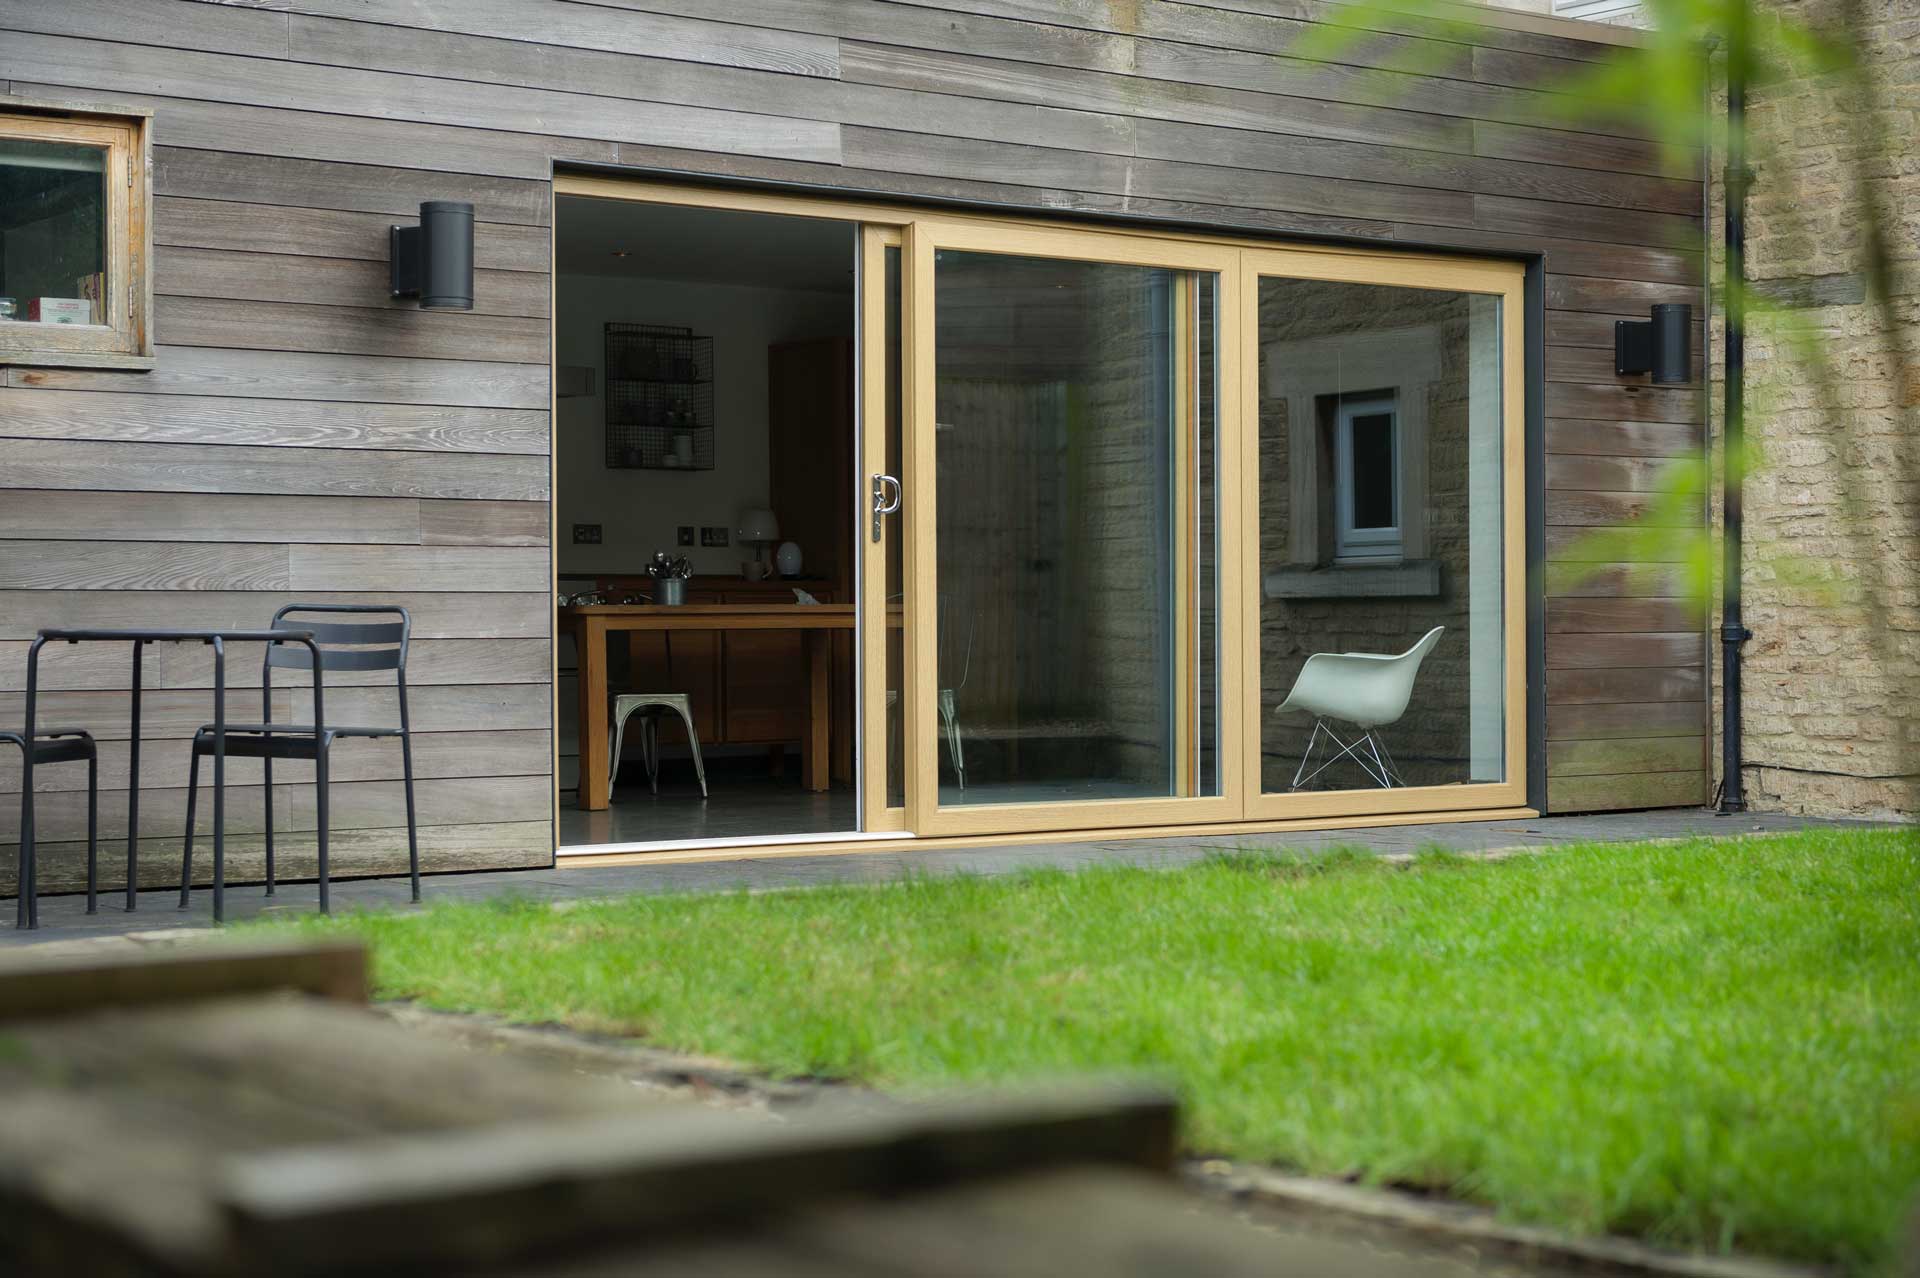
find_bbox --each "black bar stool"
[180,605,419,915]
[6,724,99,928]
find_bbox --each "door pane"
[932,249,1220,807]
[1257,278,1504,793]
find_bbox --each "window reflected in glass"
[0,138,108,327]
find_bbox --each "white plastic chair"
[1275,626,1443,790]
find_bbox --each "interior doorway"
[553,197,866,851]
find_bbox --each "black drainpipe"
[1719,7,1754,813]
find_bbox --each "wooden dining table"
[563,602,854,810]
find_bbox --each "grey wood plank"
[155,297,547,363]
[1547,700,1707,740]
[289,545,550,592]
[1545,488,1705,528]
[1388,224,1701,286]
[1545,527,1693,562]
[0,0,289,57]
[0,591,549,639]
[6,33,842,163]
[838,40,1473,154]
[1547,454,1693,493]
[155,245,549,319]
[1121,0,1633,64]
[287,14,1135,161]
[1546,770,1705,812]
[279,0,838,78]
[0,729,552,795]
[1547,597,1702,632]
[22,83,616,182]
[1546,382,1702,425]
[10,819,553,894]
[0,387,547,454]
[0,682,549,740]
[1543,631,1706,669]
[155,195,549,271]
[1545,562,1699,598]
[419,499,549,547]
[1474,193,1701,251]
[1546,273,1701,313]
[0,439,547,502]
[153,145,552,225]
[1131,117,1697,214]
[842,128,1479,228]
[1466,115,1697,179]
[1547,665,1705,705]
[0,541,291,591]
[0,490,422,546]
[1548,343,1705,385]
[0,774,552,844]
[1545,418,1703,458]
[0,639,547,692]
[6,347,549,410]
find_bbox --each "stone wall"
[1710,0,1920,818]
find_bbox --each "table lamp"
[737,507,779,580]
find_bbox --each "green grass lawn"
[263,829,1920,1271]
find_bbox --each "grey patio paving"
[1,808,1892,946]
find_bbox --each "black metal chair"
[6,726,99,929]
[180,605,418,915]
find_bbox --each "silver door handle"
[871,473,901,541]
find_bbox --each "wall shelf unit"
[604,322,714,470]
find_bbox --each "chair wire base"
[1288,717,1408,791]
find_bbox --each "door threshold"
[557,828,896,858]
[557,806,1538,868]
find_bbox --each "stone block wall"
[1709,0,1920,818]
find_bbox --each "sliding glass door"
[899,223,1243,836]
[1237,250,1525,819]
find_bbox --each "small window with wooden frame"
[0,98,153,370]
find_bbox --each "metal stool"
[6,727,99,928]
[610,693,707,798]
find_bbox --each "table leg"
[805,630,830,793]
[126,642,142,912]
[576,616,610,810]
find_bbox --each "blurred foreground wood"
[0,940,1469,1276]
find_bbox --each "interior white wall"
[555,272,852,577]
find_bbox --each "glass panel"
[932,249,1219,807]
[883,244,905,808]
[1257,278,1504,793]
[0,139,108,327]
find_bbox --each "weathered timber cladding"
[0,0,1706,893]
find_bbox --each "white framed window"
[1333,394,1401,562]
[0,96,153,370]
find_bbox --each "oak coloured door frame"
[550,173,1532,846]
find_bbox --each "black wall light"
[1614,302,1692,383]
[390,200,475,310]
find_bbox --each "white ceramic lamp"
[737,507,779,580]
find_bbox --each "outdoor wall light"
[1614,302,1692,384]
[390,200,474,310]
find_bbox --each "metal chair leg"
[179,745,200,909]
[400,730,421,903]
[643,714,660,795]
[609,701,634,791]
[85,753,98,916]
[315,739,331,916]
[263,750,275,897]
[940,689,965,790]
[669,701,708,799]
[17,762,34,931]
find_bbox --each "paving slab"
[1,808,1894,945]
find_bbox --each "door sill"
[556,806,1538,868]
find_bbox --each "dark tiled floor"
[3,808,1894,945]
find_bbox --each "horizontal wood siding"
[0,0,1704,894]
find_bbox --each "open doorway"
[554,197,861,850]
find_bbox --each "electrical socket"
[571,523,602,545]
[700,525,730,547]
[677,525,695,547]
